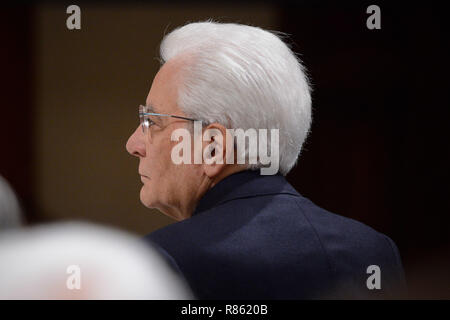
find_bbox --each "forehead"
[145,57,187,115]
[143,104,156,113]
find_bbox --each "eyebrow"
[145,104,156,113]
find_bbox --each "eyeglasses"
[139,105,199,137]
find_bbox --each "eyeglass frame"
[139,104,200,135]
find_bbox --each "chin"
[139,188,154,209]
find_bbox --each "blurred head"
[0,222,193,299]
[126,21,312,220]
[0,175,23,230]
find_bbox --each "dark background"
[1,1,449,298]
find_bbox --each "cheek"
[145,141,172,170]
[142,140,182,192]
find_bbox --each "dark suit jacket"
[144,170,406,299]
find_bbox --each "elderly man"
[126,21,406,299]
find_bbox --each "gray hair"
[160,21,312,175]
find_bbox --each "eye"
[147,118,156,127]
[143,118,155,127]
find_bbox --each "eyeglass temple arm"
[140,112,199,122]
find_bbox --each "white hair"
[0,222,193,299]
[160,21,312,175]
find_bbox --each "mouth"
[139,173,149,180]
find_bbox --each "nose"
[126,126,146,158]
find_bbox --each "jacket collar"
[192,170,300,216]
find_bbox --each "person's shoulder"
[296,195,385,241]
[296,196,404,267]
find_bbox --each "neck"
[165,165,247,221]
[210,164,247,189]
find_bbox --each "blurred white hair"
[0,175,23,230]
[0,222,193,299]
[160,21,312,175]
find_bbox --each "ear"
[201,123,229,178]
